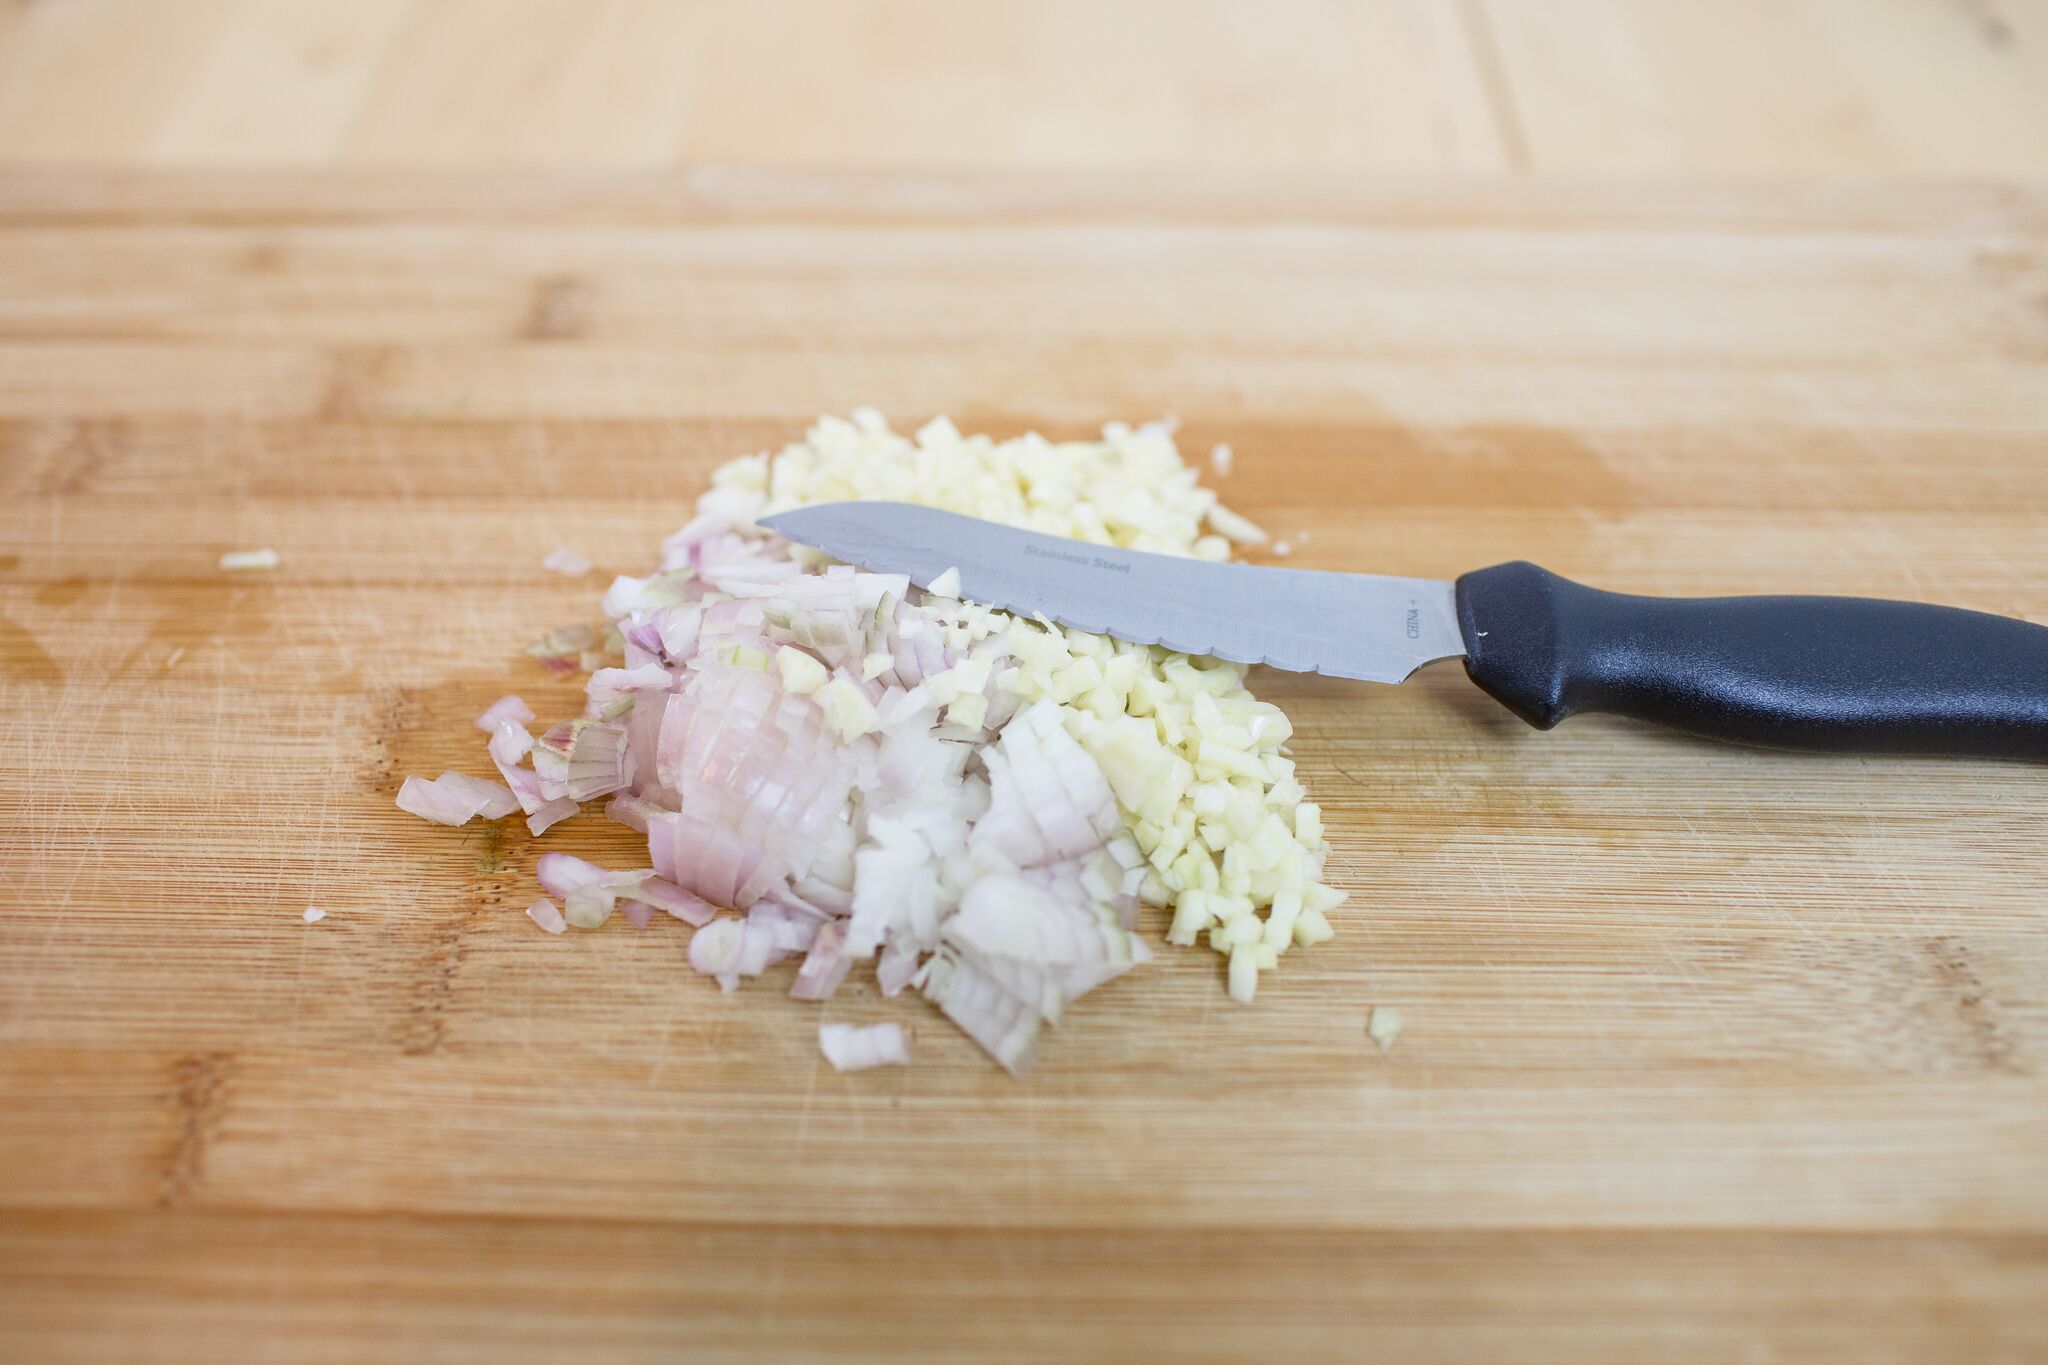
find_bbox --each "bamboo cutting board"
[1,170,2045,1363]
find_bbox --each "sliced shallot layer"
[819,1022,911,1071]
[396,773,521,826]
[969,701,1122,868]
[919,948,1044,1077]
[475,695,536,732]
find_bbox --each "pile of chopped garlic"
[713,411,1343,1002]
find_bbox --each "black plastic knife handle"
[1454,561,2048,759]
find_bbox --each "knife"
[758,502,2048,760]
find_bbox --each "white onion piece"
[686,919,741,988]
[397,773,521,826]
[526,898,568,934]
[588,663,672,693]
[651,666,857,908]
[602,570,693,618]
[920,949,1042,1077]
[535,853,607,899]
[791,921,853,1001]
[970,701,1120,867]
[747,900,820,958]
[875,943,922,997]
[489,721,535,766]
[687,917,774,993]
[475,695,535,732]
[563,884,614,929]
[819,1022,910,1071]
[633,876,718,927]
[531,720,632,802]
[653,605,701,659]
[525,797,579,837]
[948,875,1149,972]
[605,792,660,833]
[526,623,599,675]
[495,762,544,812]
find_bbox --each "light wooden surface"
[1,169,2046,1361]
[0,0,2046,175]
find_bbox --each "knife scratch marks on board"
[1648,819,1741,1045]
[0,617,61,684]
[19,584,132,1010]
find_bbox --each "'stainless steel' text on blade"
[757,503,1465,683]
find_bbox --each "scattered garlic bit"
[542,546,592,576]
[219,548,279,571]
[776,645,829,695]
[1272,541,1292,557]
[302,906,326,923]
[815,675,878,741]
[1210,443,1233,477]
[1368,1005,1404,1051]
[1204,505,1268,546]
[699,412,1344,1005]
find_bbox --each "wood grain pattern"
[1,170,2046,1360]
[1481,0,2048,175]
[2,1,2046,176]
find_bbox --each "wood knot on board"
[397,913,467,1056]
[1923,935,2023,1075]
[1951,0,2016,48]
[319,345,398,419]
[523,274,592,341]
[17,417,123,496]
[396,874,505,1056]
[159,1052,234,1207]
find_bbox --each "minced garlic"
[711,412,1342,1000]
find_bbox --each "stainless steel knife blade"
[757,502,1465,683]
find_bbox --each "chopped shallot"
[395,412,1346,1075]
[543,546,592,576]
[819,1022,910,1071]
[396,773,520,826]
[474,695,535,732]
